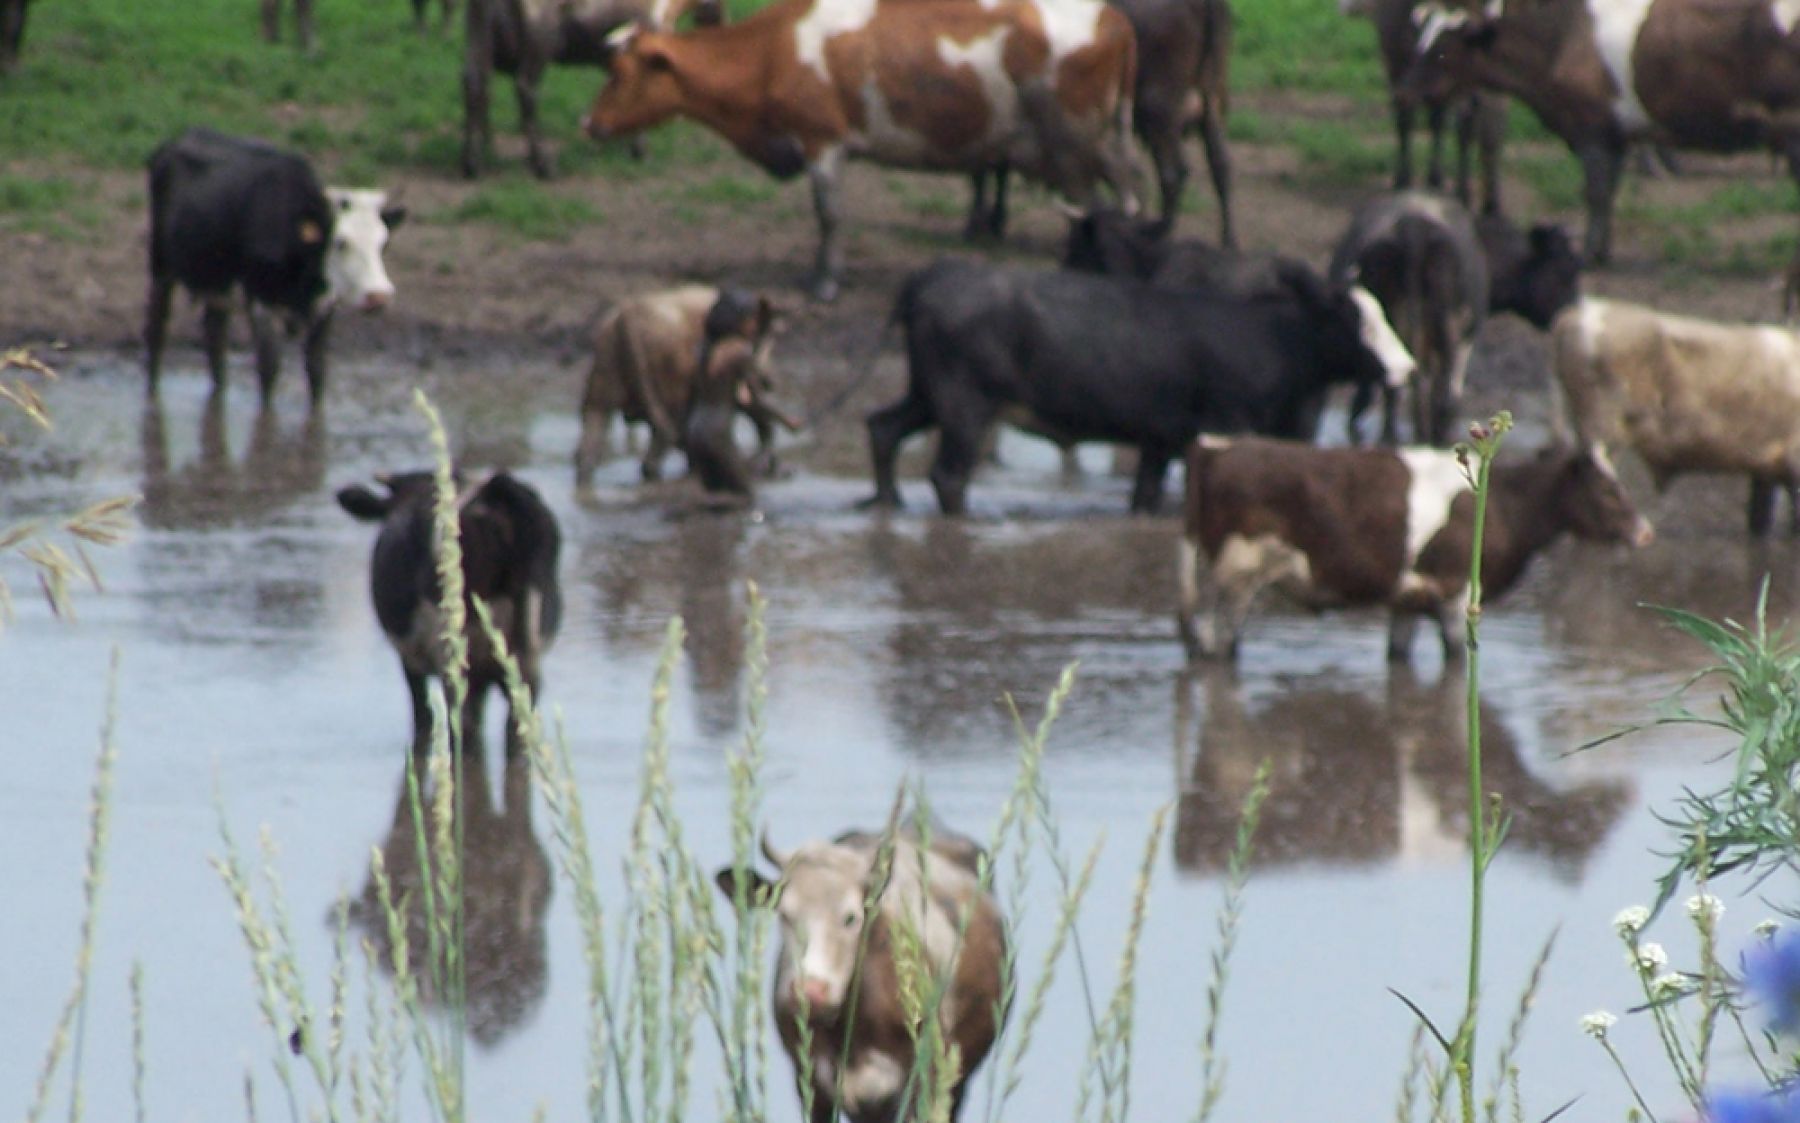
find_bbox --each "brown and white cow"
[1552,297,1800,535]
[573,285,798,487]
[1176,436,1653,664]
[461,0,720,178]
[1407,0,1800,272]
[581,0,1140,300]
[716,825,1006,1123]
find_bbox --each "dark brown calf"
[1177,437,1653,663]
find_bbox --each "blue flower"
[1706,1087,1800,1123]
[1742,930,1800,1034]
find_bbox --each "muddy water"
[2,352,1793,1122]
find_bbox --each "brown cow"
[1552,296,1800,535]
[1177,436,1653,664]
[581,0,1140,300]
[461,0,719,179]
[716,824,1006,1123]
[573,285,797,487]
[1407,0,1800,273]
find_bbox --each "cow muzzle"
[1628,517,1655,549]
[358,290,393,313]
[581,112,612,141]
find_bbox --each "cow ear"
[715,865,779,909]
[337,484,391,521]
[380,205,408,231]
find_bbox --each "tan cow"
[582,0,1140,299]
[1553,296,1800,535]
[716,825,1006,1123]
[574,285,797,487]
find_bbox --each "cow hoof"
[855,492,900,511]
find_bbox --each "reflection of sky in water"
[1,359,1787,1123]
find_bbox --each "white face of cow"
[323,188,401,313]
[771,843,872,1016]
[1347,285,1418,389]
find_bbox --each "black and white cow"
[337,470,562,756]
[1330,190,1489,446]
[145,128,405,408]
[862,258,1416,515]
[1176,436,1653,663]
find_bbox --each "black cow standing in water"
[337,471,562,756]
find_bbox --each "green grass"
[682,172,781,208]
[441,179,602,239]
[1238,0,1384,98]
[0,174,107,241]
[1287,120,1390,187]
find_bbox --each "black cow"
[1062,207,1308,295]
[1330,191,1489,446]
[145,128,404,408]
[337,471,563,756]
[1,0,29,73]
[862,258,1416,515]
[1477,212,1582,329]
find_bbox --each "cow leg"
[461,24,493,178]
[1577,138,1625,267]
[1392,97,1416,190]
[1142,108,1189,230]
[750,412,781,477]
[1129,448,1173,514]
[1749,477,1777,537]
[640,427,672,481]
[248,302,283,408]
[144,277,174,395]
[574,405,613,488]
[202,298,233,393]
[302,309,334,408]
[1196,103,1234,249]
[806,148,847,302]
[964,172,995,242]
[1452,98,1476,209]
[929,409,994,517]
[517,58,552,179]
[260,0,280,41]
[1473,94,1504,216]
[1386,612,1421,663]
[1176,536,1222,661]
[406,668,433,756]
[295,0,314,51]
[863,392,934,509]
[1380,383,1402,447]
[0,0,25,71]
[1424,101,1448,191]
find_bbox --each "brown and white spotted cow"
[581,0,1140,300]
[1407,0,1800,274]
[716,825,1006,1123]
[1552,297,1800,536]
[1176,436,1653,664]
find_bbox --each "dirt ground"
[6,91,1796,432]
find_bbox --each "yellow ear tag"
[299,220,323,244]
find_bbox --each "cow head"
[1402,1,1498,104]
[1511,223,1584,329]
[322,188,403,314]
[1061,206,1171,280]
[1552,444,1655,548]
[583,25,683,140]
[715,833,877,1019]
[1334,275,1418,391]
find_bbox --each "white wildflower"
[1630,942,1669,972]
[1686,894,1724,926]
[1613,906,1651,936]
[1756,919,1781,940]
[1651,972,1686,998]
[1580,1011,1618,1039]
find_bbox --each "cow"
[461,0,720,179]
[1340,0,1502,212]
[1551,297,1800,536]
[1,0,30,73]
[1061,206,1310,296]
[581,0,1141,301]
[1406,0,1800,272]
[683,290,786,499]
[145,128,404,408]
[1176,436,1654,664]
[573,285,798,487]
[1330,190,1489,446]
[864,257,1416,515]
[1476,212,1583,329]
[715,823,1006,1123]
[968,0,1235,241]
[337,470,563,756]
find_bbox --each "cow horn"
[760,830,789,869]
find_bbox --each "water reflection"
[348,750,552,1048]
[1173,668,1631,879]
[139,395,326,529]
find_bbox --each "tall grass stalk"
[129,961,146,1123]
[24,649,120,1123]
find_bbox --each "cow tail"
[791,279,915,431]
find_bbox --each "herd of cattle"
[23,0,1800,1117]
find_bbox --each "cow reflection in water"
[1174,669,1630,879]
[349,749,551,1046]
[139,393,326,530]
